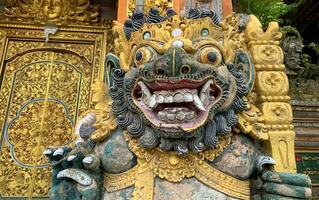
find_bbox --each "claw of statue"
[57,168,93,186]
[83,156,93,164]
[257,156,276,173]
[43,149,53,155]
[53,148,64,156]
[67,154,77,161]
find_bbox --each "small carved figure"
[45,8,312,200]
[280,26,304,77]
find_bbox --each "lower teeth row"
[157,109,196,122]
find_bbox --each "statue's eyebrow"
[146,39,165,46]
[192,38,219,46]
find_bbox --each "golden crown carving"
[113,14,247,71]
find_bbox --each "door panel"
[0,26,107,197]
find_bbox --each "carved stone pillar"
[245,15,297,173]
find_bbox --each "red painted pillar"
[117,0,127,24]
[222,0,233,18]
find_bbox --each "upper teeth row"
[138,80,215,111]
[154,89,197,103]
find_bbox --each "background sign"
[296,152,319,185]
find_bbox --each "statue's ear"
[234,50,255,93]
[105,53,120,88]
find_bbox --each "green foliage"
[280,25,301,38]
[233,0,303,26]
[308,42,319,56]
[234,0,319,80]
[301,53,319,79]
[301,42,319,79]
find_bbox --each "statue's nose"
[153,47,197,77]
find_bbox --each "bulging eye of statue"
[134,46,157,66]
[197,46,222,66]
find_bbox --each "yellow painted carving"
[260,102,293,124]
[237,103,269,141]
[83,79,117,142]
[255,71,289,96]
[250,45,284,64]
[104,133,251,200]
[0,22,108,197]
[245,15,282,43]
[3,0,99,23]
[263,131,296,172]
[245,15,296,172]
[113,16,224,71]
[0,30,5,62]
[127,0,173,17]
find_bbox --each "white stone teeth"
[201,80,213,94]
[158,109,196,122]
[184,92,193,102]
[164,95,174,103]
[163,107,177,113]
[193,94,206,111]
[138,81,158,108]
[200,94,208,107]
[158,111,166,120]
[149,95,157,108]
[156,94,164,103]
[200,80,215,107]
[170,107,178,113]
[186,111,196,120]
[176,111,186,121]
[138,81,152,105]
[138,81,151,97]
[166,113,176,121]
[174,93,184,103]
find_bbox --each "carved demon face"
[109,9,254,154]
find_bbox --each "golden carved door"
[0,24,107,197]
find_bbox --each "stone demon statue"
[44,8,312,200]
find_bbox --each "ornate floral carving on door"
[0,25,107,197]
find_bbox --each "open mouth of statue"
[132,78,223,131]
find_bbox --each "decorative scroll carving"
[3,0,99,24]
[104,133,251,200]
[113,16,224,71]
[0,145,51,196]
[256,71,289,96]
[127,0,173,17]
[87,79,117,142]
[7,100,73,167]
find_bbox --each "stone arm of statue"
[253,157,312,200]
[256,170,312,200]
[252,149,311,199]
[210,134,312,200]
